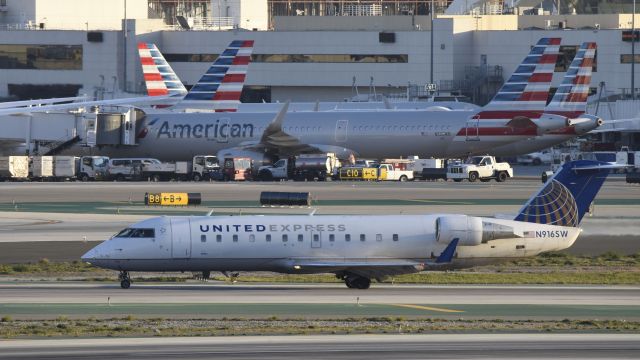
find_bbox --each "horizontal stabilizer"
[436,238,459,263]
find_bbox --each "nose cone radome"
[81,247,97,263]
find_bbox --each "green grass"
[1,317,639,338]
[2,252,639,285]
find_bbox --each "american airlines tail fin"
[137,43,187,97]
[514,160,613,227]
[181,40,254,112]
[545,42,596,116]
[483,38,561,111]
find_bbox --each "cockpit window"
[114,228,155,238]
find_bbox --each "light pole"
[430,0,434,86]
[633,0,636,100]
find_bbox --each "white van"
[108,158,161,181]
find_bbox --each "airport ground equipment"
[447,156,513,182]
[31,156,54,179]
[517,150,553,165]
[259,192,312,207]
[377,163,414,181]
[0,156,29,180]
[222,157,252,181]
[145,192,201,206]
[82,160,616,289]
[339,166,385,180]
[257,153,339,181]
[107,158,160,181]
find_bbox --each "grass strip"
[1,317,639,339]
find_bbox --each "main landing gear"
[119,271,131,289]
[340,273,371,289]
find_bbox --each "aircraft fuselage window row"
[197,233,401,244]
[352,125,452,132]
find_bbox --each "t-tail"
[514,160,612,227]
[137,43,187,98]
[180,40,254,112]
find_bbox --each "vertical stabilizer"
[181,40,254,112]
[545,42,596,116]
[137,43,187,97]
[514,160,611,227]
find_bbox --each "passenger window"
[298,234,303,242]
[201,235,206,243]
[329,234,335,242]
[266,234,271,242]
[393,234,399,242]
[345,234,351,242]
[216,234,222,242]
[360,234,366,242]
[233,234,238,242]
[376,234,382,242]
[249,234,255,242]
[313,234,319,242]
[282,234,288,242]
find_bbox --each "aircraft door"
[335,120,348,142]
[170,218,192,258]
[218,118,230,143]
[465,115,480,141]
[311,231,322,249]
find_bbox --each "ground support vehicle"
[0,156,29,181]
[31,156,54,180]
[377,163,414,181]
[139,155,221,182]
[107,158,160,181]
[257,153,339,181]
[447,156,513,182]
[222,157,252,181]
[517,150,553,165]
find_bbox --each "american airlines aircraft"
[82,160,614,289]
[83,38,598,163]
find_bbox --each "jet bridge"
[92,107,142,147]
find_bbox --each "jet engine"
[532,114,571,135]
[216,148,275,168]
[567,114,604,134]
[435,215,521,246]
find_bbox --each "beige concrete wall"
[33,0,148,30]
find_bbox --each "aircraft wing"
[237,102,323,155]
[287,239,460,280]
[0,96,88,109]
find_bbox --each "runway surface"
[1,283,638,320]
[3,334,640,359]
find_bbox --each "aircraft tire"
[120,279,131,289]
[345,275,371,289]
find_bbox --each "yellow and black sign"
[144,192,201,206]
[339,167,386,180]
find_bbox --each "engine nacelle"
[435,215,520,246]
[567,114,604,134]
[216,148,275,169]
[533,113,570,135]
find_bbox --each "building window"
[0,44,83,70]
[233,234,238,242]
[266,234,271,242]
[282,234,288,242]
[621,54,640,64]
[201,235,207,243]
[555,45,597,72]
[393,234,399,242]
[164,53,408,64]
[216,234,222,242]
[345,234,351,242]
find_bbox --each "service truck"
[257,153,340,181]
[39,156,109,181]
[447,156,513,182]
[140,155,221,182]
[377,163,414,181]
[0,156,29,181]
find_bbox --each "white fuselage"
[83,214,581,273]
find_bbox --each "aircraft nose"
[81,247,97,262]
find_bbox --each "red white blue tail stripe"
[138,43,187,98]
[545,42,596,116]
[182,40,254,112]
[482,38,561,113]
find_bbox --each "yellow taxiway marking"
[390,303,465,313]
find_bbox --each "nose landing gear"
[119,271,131,289]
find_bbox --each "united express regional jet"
[82,160,613,289]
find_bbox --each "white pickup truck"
[447,156,513,182]
[378,163,414,181]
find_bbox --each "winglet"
[436,238,459,264]
[260,101,290,144]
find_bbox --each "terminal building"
[0,0,638,150]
